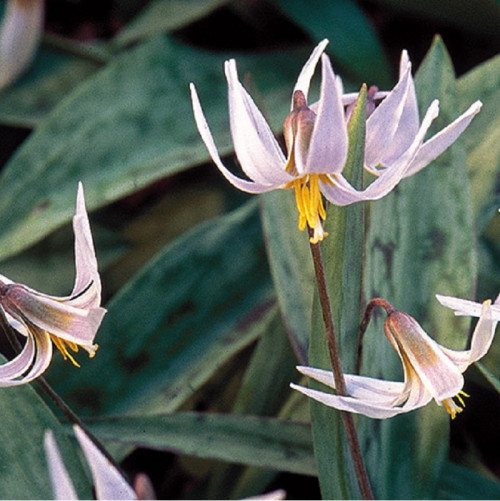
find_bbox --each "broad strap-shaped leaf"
[84,412,316,476]
[46,201,274,416]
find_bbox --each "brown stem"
[356,298,395,374]
[308,230,374,500]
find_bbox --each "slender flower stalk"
[0,183,105,385]
[291,294,499,419]
[0,0,44,89]
[308,232,373,499]
[190,39,481,243]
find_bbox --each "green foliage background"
[0,0,499,498]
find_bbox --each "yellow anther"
[50,335,80,368]
[442,391,469,419]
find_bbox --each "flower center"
[442,390,469,419]
[284,174,333,243]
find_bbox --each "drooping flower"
[0,183,105,385]
[0,0,44,89]
[44,426,138,500]
[190,39,481,243]
[291,295,499,419]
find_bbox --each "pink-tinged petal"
[385,312,464,401]
[190,83,287,193]
[0,0,44,89]
[342,91,388,106]
[71,183,102,306]
[436,293,485,317]
[365,62,412,168]
[1,284,102,347]
[290,382,430,419]
[320,94,434,207]
[73,426,137,500]
[442,300,498,371]
[296,366,405,406]
[304,55,348,175]
[292,39,329,102]
[437,293,500,319]
[0,326,53,386]
[404,101,482,177]
[384,51,420,162]
[225,60,290,185]
[44,430,79,500]
[0,330,36,383]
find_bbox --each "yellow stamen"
[50,335,80,368]
[284,174,331,243]
[442,391,469,419]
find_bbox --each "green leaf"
[46,201,274,416]
[307,86,367,499]
[275,0,391,86]
[0,35,317,261]
[360,36,477,499]
[261,191,314,363]
[438,461,500,499]
[0,375,92,499]
[85,412,316,476]
[457,53,500,229]
[0,42,104,128]
[113,0,231,47]
[232,309,299,417]
[476,361,500,394]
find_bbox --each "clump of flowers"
[190,39,481,243]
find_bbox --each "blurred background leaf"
[275,0,391,86]
[46,201,274,416]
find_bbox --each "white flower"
[190,39,481,243]
[291,295,499,419]
[44,426,137,500]
[0,183,105,385]
[0,0,44,89]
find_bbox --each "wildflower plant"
[0,2,498,501]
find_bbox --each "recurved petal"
[1,284,103,347]
[73,425,137,500]
[293,39,329,102]
[403,101,482,178]
[190,83,283,193]
[0,330,36,383]
[443,300,498,371]
[44,430,79,500]
[0,325,53,386]
[225,59,290,185]
[365,62,412,169]
[296,366,405,405]
[304,55,348,175]
[383,51,420,163]
[71,183,101,305]
[290,382,429,419]
[385,312,464,401]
